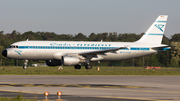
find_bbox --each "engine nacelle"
[46,60,61,66]
[61,56,80,66]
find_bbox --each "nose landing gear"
[23,60,28,69]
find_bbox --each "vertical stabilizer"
[136,15,168,44]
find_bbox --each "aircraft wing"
[79,47,126,56]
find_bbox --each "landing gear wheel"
[74,65,81,69]
[23,66,27,69]
[85,64,92,69]
[23,60,28,70]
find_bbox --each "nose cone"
[2,49,7,57]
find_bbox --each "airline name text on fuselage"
[50,43,111,47]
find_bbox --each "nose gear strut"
[23,60,28,69]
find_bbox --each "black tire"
[23,66,27,69]
[85,64,92,69]
[74,65,81,69]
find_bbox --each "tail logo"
[154,24,164,32]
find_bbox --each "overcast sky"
[0,0,180,38]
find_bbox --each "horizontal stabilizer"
[151,45,171,51]
[151,45,170,49]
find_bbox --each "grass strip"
[0,66,180,75]
[0,94,36,101]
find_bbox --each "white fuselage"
[6,41,163,61]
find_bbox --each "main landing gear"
[74,65,81,69]
[85,64,92,69]
[23,60,28,69]
[74,64,92,70]
[85,58,92,69]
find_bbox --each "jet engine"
[61,56,80,66]
[46,60,61,66]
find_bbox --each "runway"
[0,75,180,101]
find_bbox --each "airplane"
[2,15,170,69]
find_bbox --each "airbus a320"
[2,15,170,69]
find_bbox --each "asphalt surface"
[0,75,180,101]
[0,91,149,101]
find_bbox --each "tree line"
[0,30,179,67]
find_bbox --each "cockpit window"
[9,45,19,48]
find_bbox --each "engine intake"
[61,56,80,66]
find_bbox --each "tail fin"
[136,15,168,44]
